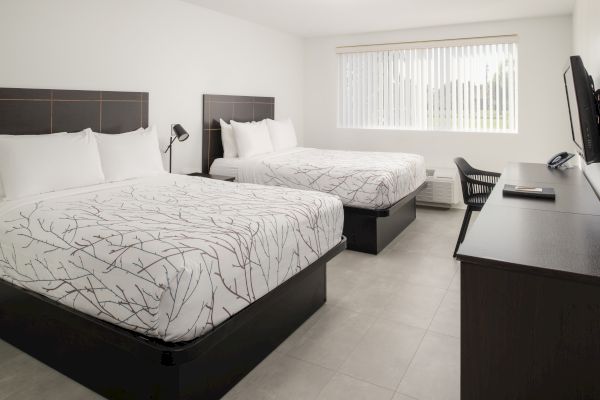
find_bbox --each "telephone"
[547,152,575,169]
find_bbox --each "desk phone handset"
[547,152,575,169]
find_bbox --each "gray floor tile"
[448,268,460,293]
[287,306,376,369]
[241,352,336,400]
[381,282,446,329]
[335,275,399,315]
[392,392,418,400]
[0,340,21,363]
[385,252,458,290]
[339,319,426,390]
[326,266,373,307]
[397,331,460,400]
[316,373,394,400]
[0,352,103,400]
[392,210,465,259]
[429,290,460,338]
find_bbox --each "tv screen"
[564,56,600,164]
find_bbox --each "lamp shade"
[172,124,189,142]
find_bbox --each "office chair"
[453,157,500,257]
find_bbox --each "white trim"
[336,34,519,54]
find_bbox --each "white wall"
[304,16,573,172]
[0,0,304,173]
[0,3,576,174]
[573,0,600,82]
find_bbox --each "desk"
[457,162,600,400]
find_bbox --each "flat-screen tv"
[564,56,600,164]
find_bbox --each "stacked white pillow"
[220,119,238,158]
[231,120,274,158]
[0,129,105,200]
[223,118,298,159]
[94,126,165,182]
[0,126,166,200]
[266,118,297,151]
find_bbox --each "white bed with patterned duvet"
[209,147,427,210]
[0,174,344,342]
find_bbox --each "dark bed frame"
[202,94,423,254]
[0,88,346,399]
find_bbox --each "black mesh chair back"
[455,157,500,209]
[453,158,500,257]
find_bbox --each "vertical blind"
[337,36,519,133]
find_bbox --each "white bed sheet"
[0,174,343,342]
[210,147,426,209]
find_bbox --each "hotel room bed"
[0,87,346,400]
[0,174,343,342]
[203,94,426,254]
[210,146,426,210]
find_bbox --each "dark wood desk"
[457,163,600,400]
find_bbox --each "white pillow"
[0,129,105,200]
[0,133,66,200]
[266,118,297,151]
[231,120,273,158]
[219,119,238,158]
[94,126,165,182]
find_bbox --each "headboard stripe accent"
[50,90,54,133]
[99,91,103,133]
[202,94,275,173]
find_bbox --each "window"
[337,35,518,133]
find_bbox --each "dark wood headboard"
[202,94,274,173]
[0,88,149,135]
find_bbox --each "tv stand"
[457,162,600,400]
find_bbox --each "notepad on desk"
[503,184,556,200]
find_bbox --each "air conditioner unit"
[416,168,461,208]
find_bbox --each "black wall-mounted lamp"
[164,124,190,173]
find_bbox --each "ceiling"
[185,0,574,37]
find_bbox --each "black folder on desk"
[503,184,556,200]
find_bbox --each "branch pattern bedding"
[0,175,343,342]
[210,147,427,209]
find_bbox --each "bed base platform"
[343,185,424,254]
[0,239,346,400]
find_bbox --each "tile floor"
[0,207,465,400]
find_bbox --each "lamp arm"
[164,136,176,153]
